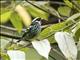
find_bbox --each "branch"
[24,1,63,20]
[0,25,24,39]
[0,32,21,39]
[0,25,50,39]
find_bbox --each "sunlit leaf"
[38,22,66,42]
[32,2,61,18]
[10,12,23,33]
[58,6,71,16]
[25,3,49,20]
[55,32,77,60]
[0,11,12,23]
[32,39,51,59]
[15,5,31,27]
[63,0,73,8]
[7,50,25,60]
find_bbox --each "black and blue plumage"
[20,17,41,41]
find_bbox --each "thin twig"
[0,25,26,32]
[0,32,21,39]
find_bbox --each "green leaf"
[10,12,23,33]
[33,2,61,18]
[21,48,54,60]
[0,11,12,23]
[63,0,73,8]
[22,48,43,60]
[1,52,10,60]
[58,6,71,16]
[25,3,49,20]
[38,22,66,43]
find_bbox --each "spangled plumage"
[21,17,41,41]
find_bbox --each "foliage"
[0,0,80,60]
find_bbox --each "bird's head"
[31,17,41,26]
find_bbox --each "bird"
[18,17,42,42]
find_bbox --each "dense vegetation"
[0,0,80,60]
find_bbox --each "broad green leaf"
[55,32,77,60]
[10,12,23,33]
[15,5,31,27]
[63,0,73,8]
[0,11,12,23]
[32,39,51,59]
[25,3,49,20]
[33,2,61,18]
[19,47,44,60]
[38,22,66,42]
[25,48,43,60]
[7,50,25,60]
[58,6,71,16]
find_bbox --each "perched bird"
[18,17,41,42]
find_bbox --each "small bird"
[18,17,41,42]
